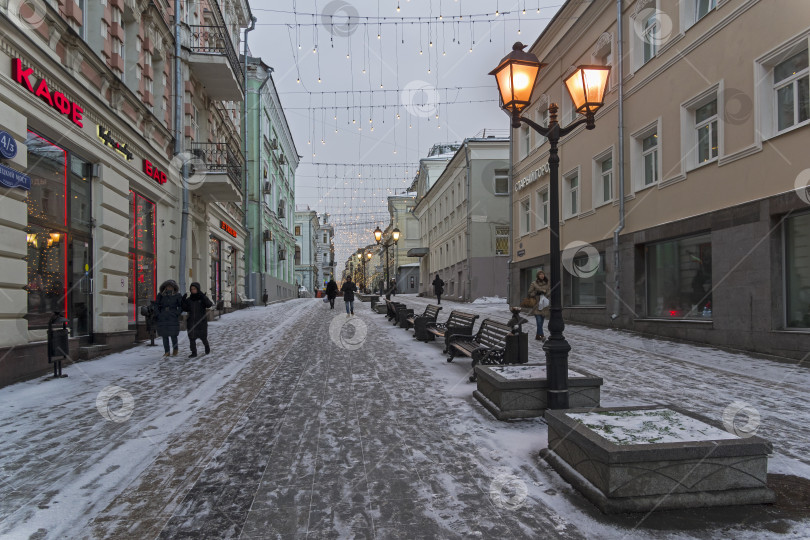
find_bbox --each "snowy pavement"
[0,296,809,539]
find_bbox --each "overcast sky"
[249,1,562,268]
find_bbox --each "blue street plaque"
[0,130,17,159]
[0,163,31,190]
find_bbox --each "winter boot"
[172,348,179,356]
[188,353,198,358]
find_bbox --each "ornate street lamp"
[491,42,610,410]
[392,227,401,243]
[374,227,383,244]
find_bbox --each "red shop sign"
[143,159,168,185]
[220,221,237,238]
[13,59,84,128]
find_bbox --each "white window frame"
[519,197,531,236]
[495,226,510,256]
[680,83,723,172]
[561,82,577,125]
[563,168,580,219]
[535,187,549,230]
[592,147,614,207]
[534,107,549,148]
[494,169,509,196]
[630,119,662,192]
[630,1,665,72]
[520,124,531,159]
[755,34,810,142]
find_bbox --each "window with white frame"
[535,107,548,147]
[562,84,577,125]
[774,48,809,133]
[520,198,531,236]
[695,0,717,22]
[695,99,719,164]
[632,123,660,190]
[641,11,658,65]
[563,171,579,218]
[520,124,531,159]
[594,151,613,206]
[494,169,509,195]
[535,188,548,229]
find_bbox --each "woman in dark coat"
[182,282,213,357]
[325,277,339,310]
[341,277,358,316]
[154,279,183,357]
[432,274,445,305]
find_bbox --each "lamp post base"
[543,336,572,410]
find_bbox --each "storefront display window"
[128,191,156,324]
[786,212,810,328]
[25,131,93,335]
[646,233,712,319]
[210,237,221,301]
[564,253,606,306]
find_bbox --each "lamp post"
[356,252,363,289]
[374,226,401,293]
[490,42,610,410]
[366,251,372,293]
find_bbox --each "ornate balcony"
[190,140,243,202]
[186,25,244,101]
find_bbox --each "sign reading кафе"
[13,59,84,128]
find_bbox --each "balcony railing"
[191,141,243,190]
[187,25,244,92]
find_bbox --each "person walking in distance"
[341,276,358,317]
[528,271,550,341]
[153,279,183,357]
[262,289,269,307]
[432,274,445,305]
[325,276,339,309]
[182,282,212,357]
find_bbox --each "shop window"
[495,226,510,255]
[564,252,607,307]
[128,192,157,323]
[645,233,712,319]
[25,132,93,335]
[786,212,810,328]
[210,237,221,301]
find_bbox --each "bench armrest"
[447,333,475,346]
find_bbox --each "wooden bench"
[406,304,441,333]
[424,310,479,352]
[446,318,514,382]
[385,299,406,323]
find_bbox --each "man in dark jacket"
[325,276,339,309]
[340,277,358,316]
[432,274,445,305]
[154,279,183,357]
[182,282,213,357]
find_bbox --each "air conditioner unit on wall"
[264,181,271,192]
[263,230,272,241]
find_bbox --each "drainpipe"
[242,16,257,297]
[176,0,189,294]
[254,65,272,276]
[507,122,514,305]
[612,0,625,322]
[465,140,472,302]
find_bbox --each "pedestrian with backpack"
[154,279,183,357]
[341,277,358,316]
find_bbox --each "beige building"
[510,0,809,359]
[0,0,252,386]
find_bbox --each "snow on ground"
[470,296,508,304]
[0,294,808,539]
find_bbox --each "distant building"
[294,208,319,293]
[413,136,511,301]
[316,215,335,289]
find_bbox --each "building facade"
[413,137,511,301]
[510,0,810,359]
[0,0,252,386]
[384,195,419,292]
[245,57,297,302]
[294,207,319,294]
[316,214,335,288]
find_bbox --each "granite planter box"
[541,405,775,513]
[473,364,602,420]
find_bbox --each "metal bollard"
[47,312,70,378]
